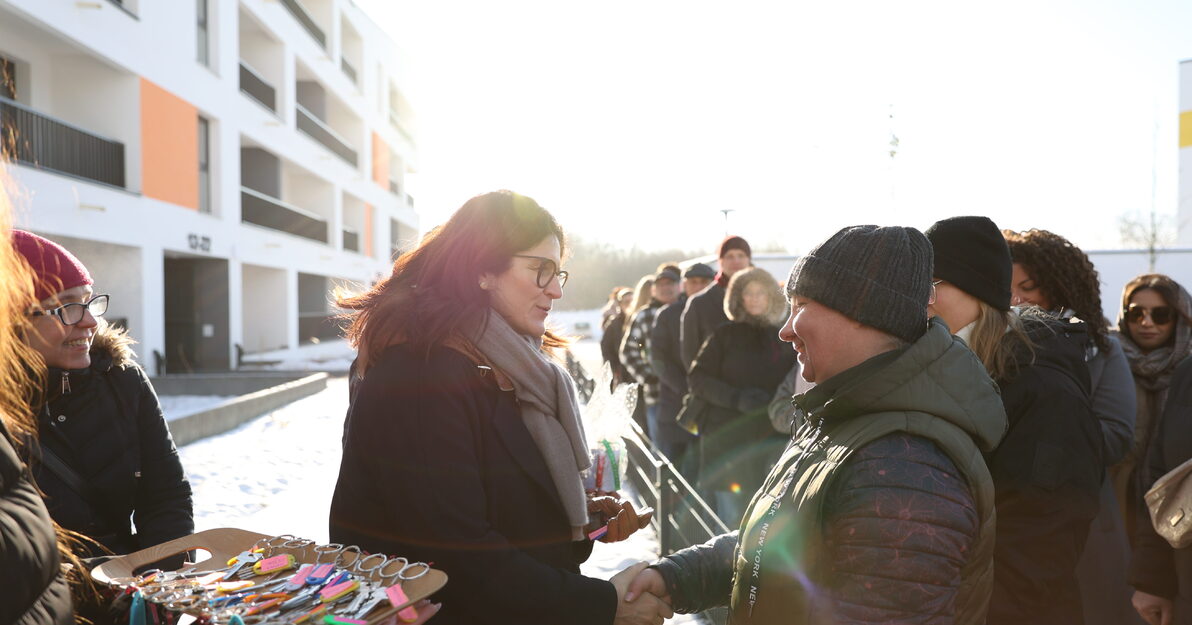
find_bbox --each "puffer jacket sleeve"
[125,365,194,549]
[652,531,739,613]
[822,433,978,625]
[0,424,73,625]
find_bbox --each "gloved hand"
[736,388,772,412]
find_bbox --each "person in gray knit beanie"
[786,224,933,343]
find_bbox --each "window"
[1,57,15,100]
[198,116,211,214]
[196,0,210,66]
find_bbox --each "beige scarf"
[470,311,592,539]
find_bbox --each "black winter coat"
[1131,356,1192,623]
[688,321,796,495]
[599,312,627,384]
[31,325,193,556]
[329,343,617,625]
[1,422,73,625]
[680,282,728,371]
[651,294,687,400]
[986,318,1103,625]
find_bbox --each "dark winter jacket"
[655,319,1008,624]
[686,271,793,497]
[31,323,193,557]
[984,317,1103,625]
[329,343,616,625]
[1130,356,1192,623]
[1,421,73,625]
[621,300,665,405]
[651,294,688,401]
[680,282,728,372]
[599,312,627,383]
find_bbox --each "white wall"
[1180,60,1192,247]
[36,233,145,346]
[241,263,289,352]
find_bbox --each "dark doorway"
[164,256,230,372]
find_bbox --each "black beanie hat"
[924,216,1012,311]
[786,225,933,343]
[718,235,751,259]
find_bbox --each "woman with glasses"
[330,191,664,625]
[1113,275,1192,538]
[12,230,193,560]
[925,217,1102,625]
[1002,228,1138,625]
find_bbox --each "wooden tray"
[91,527,448,624]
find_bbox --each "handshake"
[610,561,674,625]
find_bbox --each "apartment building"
[0,0,419,372]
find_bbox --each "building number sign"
[188,234,212,253]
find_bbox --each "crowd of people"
[3,181,1192,625]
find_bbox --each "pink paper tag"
[385,584,420,623]
[320,580,359,602]
[288,564,313,585]
[588,524,609,541]
[256,554,294,573]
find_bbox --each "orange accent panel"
[141,78,199,210]
[364,203,374,258]
[372,132,390,189]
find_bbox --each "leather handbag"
[675,393,709,436]
[1145,456,1192,549]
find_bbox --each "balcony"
[239,62,276,112]
[296,103,357,166]
[241,186,328,243]
[281,0,326,49]
[342,227,359,252]
[0,96,126,188]
[388,179,400,195]
[340,58,357,85]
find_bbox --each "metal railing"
[239,62,276,112]
[342,227,359,252]
[240,186,328,243]
[295,103,358,166]
[405,193,414,209]
[388,179,400,195]
[0,96,126,188]
[281,0,325,49]
[340,58,357,84]
[105,0,138,19]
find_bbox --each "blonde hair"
[966,301,1036,382]
[623,275,655,332]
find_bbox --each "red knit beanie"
[718,235,752,259]
[11,230,93,304]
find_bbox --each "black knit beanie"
[786,225,933,343]
[718,235,752,259]
[924,216,1012,311]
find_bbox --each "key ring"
[313,543,345,564]
[353,552,388,577]
[335,544,362,569]
[282,537,314,560]
[379,557,431,584]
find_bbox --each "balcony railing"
[342,227,359,252]
[0,96,125,188]
[405,193,414,209]
[340,58,357,84]
[295,103,357,166]
[241,186,328,243]
[239,62,276,112]
[388,179,400,195]
[281,0,326,49]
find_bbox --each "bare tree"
[1118,208,1177,272]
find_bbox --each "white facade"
[0,0,418,371]
[1181,60,1192,247]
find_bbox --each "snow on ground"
[178,376,703,623]
[550,308,605,341]
[158,395,233,421]
[238,339,357,373]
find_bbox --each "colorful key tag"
[588,524,610,541]
[196,571,226,586]
[254,553,297,575]
[285,564,314,591]
[322,617,368,625]
[385,584,421,623]
[319,579,359,603]
[216,580,254,593]
[306,563,336,585]
[293,605,326,624]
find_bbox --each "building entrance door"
[163,256,230,372]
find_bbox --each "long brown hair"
[338,190,567,375]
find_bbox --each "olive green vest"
[727,410,997,625]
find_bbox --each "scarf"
[470,311,592,539]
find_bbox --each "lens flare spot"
[730,483,742,494]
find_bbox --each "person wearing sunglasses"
[1113,276,1192,543]
[12,230,193,562]
[925,217,1102,625]
[1001,228,1139,625]
[331,191,665,625]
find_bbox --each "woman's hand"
[587,491,652,543]
[1133,590,1173,625]
[402,599,442,624]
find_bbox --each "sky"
[356,0,1192,254]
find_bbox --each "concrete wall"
[1180,60,1192,248]
[240,147,281,196]
[241,263,289,353]
[41,234,144,339]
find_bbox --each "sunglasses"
[512,255,569,289]
[1124,303,1176,325]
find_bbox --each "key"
[343,580,375,616]
[352,585,390,620]
[222,550,262,581]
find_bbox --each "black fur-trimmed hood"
[724,266,787,326]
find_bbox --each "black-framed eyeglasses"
[1124,303,1175,325]
[512,255,569,289]
[29,294,109,326]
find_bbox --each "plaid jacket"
[619,300,664,405]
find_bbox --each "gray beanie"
[786,225,933,343]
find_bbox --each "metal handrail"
[240,186,329,244]
[240,186,324,220]
[295,103,358,166]
[280,0,326,49]
[340,58,358,84]
[238,61,276,112]
[0,96,126,188]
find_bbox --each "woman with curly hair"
[1003,228,1138,625]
